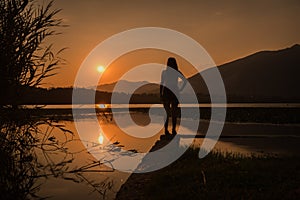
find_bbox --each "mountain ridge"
[97,44,300,102]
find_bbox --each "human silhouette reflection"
[160,57,187,135]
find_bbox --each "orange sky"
[39,0,300,87]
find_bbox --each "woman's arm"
[178,71,187,92]
[160,85,164,98]
[160,71,165,98]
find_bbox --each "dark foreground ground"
[116,136,300,200]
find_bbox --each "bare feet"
[165,130,171,136]
[172,129,177,135]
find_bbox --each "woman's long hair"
[167,57,178,71]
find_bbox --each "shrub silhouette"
[0,0,65,107]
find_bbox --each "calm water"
[33,107,300,199]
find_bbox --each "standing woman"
[160,57,187,135]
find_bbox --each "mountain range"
[97,44,300,102]
[3,44,299,105]
[96,80,158,94]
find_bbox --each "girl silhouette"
[160,57,187,135]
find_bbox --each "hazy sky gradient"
[40,0,300,87]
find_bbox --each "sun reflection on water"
[97,104,106,109]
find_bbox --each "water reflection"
[42,110,300,198]
[97,104,107,109]
[76,110,300,167]
[0,109,118,200]
[2,108,300,199]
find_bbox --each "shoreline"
[1,106,300,124]
[116,135,300,199]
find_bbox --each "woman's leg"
[171,101,179,134]
[163,101,171,134]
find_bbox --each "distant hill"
[96,44,300,102]
[189,44,300,102]
[2,44,299,105]
[0,86,160,105]
[96,80,159,94]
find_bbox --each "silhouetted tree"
[0,0,65,106]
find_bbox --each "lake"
[31,105,300,199]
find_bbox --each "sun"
[97,66,105,73]
[98,134,104,145]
